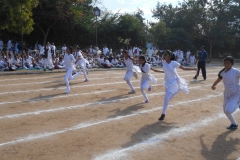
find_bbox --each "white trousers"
[64,68,79,91]
[162,83,179,114]
[223,92,239,125]
[44,58,52,69]
[124,70,135,91]
[141,77,150,101]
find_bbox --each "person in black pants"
[193,46,208,80]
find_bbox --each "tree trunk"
[43,28,50,45]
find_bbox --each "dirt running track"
[0,66,239,160]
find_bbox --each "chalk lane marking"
[0,90,115,106]
[93,112,230,160]
[0,92,222,147]
[0,73,217,95]
[0,68,221,82]
[0,85,213,119]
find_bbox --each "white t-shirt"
[186,51,191,59]
[163,60,181,88]
[219,68,240,95]
[103,47,109,55]
[111,59,118,65]
[124,57,133,71]
[64,54,75,70]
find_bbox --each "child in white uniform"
[151,50,197,120]
[139,56,157,103]
[75,47,89,82]
[64,47,82,93]
[122,50,140,94]
[189,54,195,66]
[212,56,240,130]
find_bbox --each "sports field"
[0,66,239,160]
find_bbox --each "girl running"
[151,50,197,120]
[138,56,157,103]
[64,47,82,93]
[211,56,240,130]
[122,50,140,94]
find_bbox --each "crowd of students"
[0,39,197,71]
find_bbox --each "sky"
[100,0,183,23]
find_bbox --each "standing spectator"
[189,54,195,66]
[103,45,109,56]
[193,46,208,80]
[186,49,191,64]
[43,42,53,71]
[14,41,19,53]
[7,39,12,51]
[176,49,184,63]
[128,46,133,57]
[133,45,139,57]
[147,47,154,58]
[62,44,67,55]
[88,45,93,54]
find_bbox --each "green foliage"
[0,0,38,34]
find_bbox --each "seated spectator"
[111,57,118,67]
[102,57,111,68]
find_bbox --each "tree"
[32,0,91,44]
[0,0,38,34]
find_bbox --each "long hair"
[139,56,147,73]
[165,50,175,61]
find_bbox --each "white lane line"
[0,82,214,106]
[0,90,115,106]
[0,92,165,119]
[0,73,217,95]
[93,112,229,160]
[0,85,208,118]
[0,72,218,87]
[0,68,221,82]
[0,92,222,147]
[0,72,124,82]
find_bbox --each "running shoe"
[226,124,238,130]
[128,90,136,94]
[158,114,165,121]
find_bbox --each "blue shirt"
[198,50,208,61]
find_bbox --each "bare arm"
[211,78,222,90]
[151,68,164,73]
[179,66,197,71]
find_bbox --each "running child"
[64,47,82,93]
[211,56,240,130]
[151,50,197,120]
[122,50,140,94]
[138,56,157,103]
[75,47,89,82]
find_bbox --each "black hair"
[165,50,175,61]
[68,46,73,53]
[122,50,133,60]
[139,56,147,73]
[218,68,225,79]
[223,56,234,65]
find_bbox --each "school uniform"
[43,45,53,70]
[190,55,195,66]
[7,40,12,51]
[162,60,188,114]
[147,48,154,58]
[177,50,183,63]
[186,51,191,64]
[103,47,109,56]
[64,54,81,93]
[219,68,240,126]
[140,63,157,102]
[124,57,140,92]
[133,47,139,57]
[111,59,118,67]
[62,46,67,55]
[128,49,133,57]
[75,55,89,81]
[51,45,56,57]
